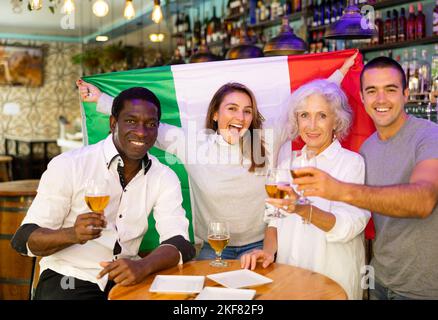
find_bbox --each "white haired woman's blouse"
[271,139,371,300]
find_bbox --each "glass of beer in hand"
[290,150,316,205]
[85,179,110,230]
[265,168,291,218]
[208,221,230,267]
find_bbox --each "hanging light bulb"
[62,0,75,14]
[151,0,163,24]
[123,0,135,20]
[96,35,109,42]
[92,0,109,17]
[149,33,164,42]
[29,0,42,11]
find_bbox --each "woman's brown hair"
[205,82,266,172]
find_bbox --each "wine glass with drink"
[265,168,291,218]
[207,221,230,267]
[290,149,317,206]
[84,179,110,230]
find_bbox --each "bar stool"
[0,155,13,181]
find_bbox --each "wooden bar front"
[0,180,39,300]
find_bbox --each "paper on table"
[195,287,256,300]
[149,275,205,293]
[207,269,273,289]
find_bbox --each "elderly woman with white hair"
[241,79,371,300]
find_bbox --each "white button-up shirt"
[270,140,371,300]
[22,135,190,290]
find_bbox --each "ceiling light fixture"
[263,16,307,56]
[124,0,135,20]
[62,0,75,14]
[151,0,163,24]
[92,0,109,17]
[149,33,164,42]
[96,35,109,42]
[29,0,43,11]
[325,0,377,39]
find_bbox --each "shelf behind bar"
[371,0,417,10]
[248,10,308,29]
[308,25,328,33]
[359,36,438,53]
[224,11,246,22]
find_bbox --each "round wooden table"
[108,260,347,300]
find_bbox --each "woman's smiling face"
[214,91,254,144]
[297,94,336,154]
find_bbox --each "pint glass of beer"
[84,179,110,230]
[207,221,230,267]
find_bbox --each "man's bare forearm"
[28,227,78,256]
[339,182,437,219]
[138,245,181,277]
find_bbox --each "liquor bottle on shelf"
[434,0,438,36]
[312,0,320,27]
[319,0,325,26]
[277,0,284,17]
[185,12,191,33]
[293,0,302,13]
[255,1,260,23]
[219,4,227,42]
[179,12,186,33]
[407,4,416,41]
[324,0,331,26]
[202,10,209,43]
[258,0,265,22]
[316,30,325,53]
[401,49,410,82]
[373,10,384,45]
[416,2,426,39]
[327,39,336,52]
[210,6,221,42]
[391,9,398,43]
[265,1,271,21]
[309,31,317,53]
[242,0,248,14]
[193,10,202,47]
[384,11,391,43]
[271,0,280,20]
[419,49,431,96]
[408,48,420,99]
[431,45,438,97]
[172,12,178,33]
[228,0,242,16]
[398,7,407,43]
[330,0,337,23]
[336,0,344,21]
[175,11,181,33]
[285,0,292,16]
[206,12,213,44]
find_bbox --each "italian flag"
[80,49,375,251]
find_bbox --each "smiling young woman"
[205,82,266,172]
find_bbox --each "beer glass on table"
[290,150,317,222]
[84,179,110,230]
[207,221,230,267]
[265,168,291,218]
